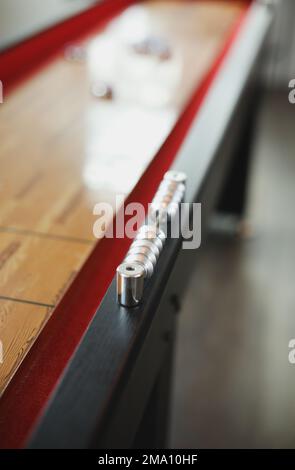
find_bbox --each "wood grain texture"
[0,1,245,395]
[0,300,51,394]
[0,233,92,305]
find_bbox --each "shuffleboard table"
[0,0,272,449]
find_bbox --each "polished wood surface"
[0,1,245,394]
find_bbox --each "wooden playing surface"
[0,1,245,395]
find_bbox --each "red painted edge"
[0,2,251,449]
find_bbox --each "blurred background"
[169,0,295,449]
[1,0,295,87]
[0,0,98,51]
[1,0,295,448]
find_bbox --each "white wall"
[0,0,99,51]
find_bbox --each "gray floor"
[170,91,295,448]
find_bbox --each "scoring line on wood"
[0,227,95,245]
[0,296,55,309]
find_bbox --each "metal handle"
[117,171,186,307]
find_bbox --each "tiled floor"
[170,92,295,448]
